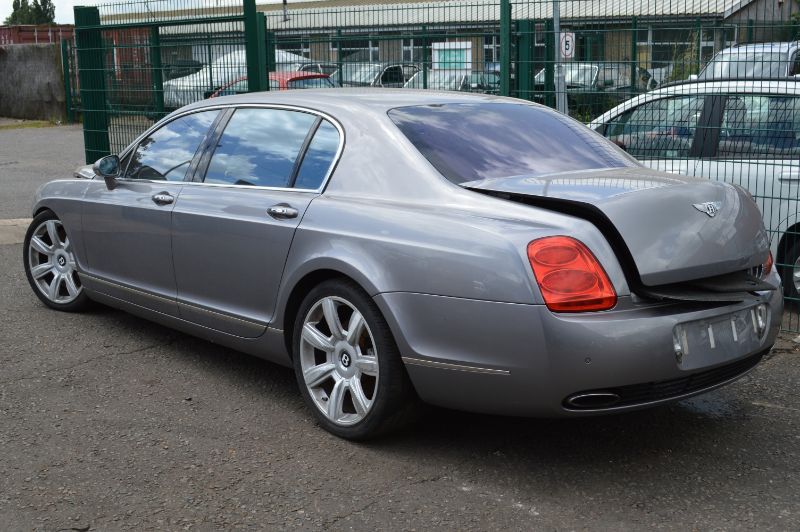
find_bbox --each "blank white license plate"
[672,306,763,370]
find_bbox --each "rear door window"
[603,95,705,159]
[203,108,317,187]
[716,95,800,159]
[294,120,340,189]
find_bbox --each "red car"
[209,71,336,97]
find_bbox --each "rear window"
[388,103,636,184]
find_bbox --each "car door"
[80,110,221,315]
[171,106,342,337]
[599,94,708,176]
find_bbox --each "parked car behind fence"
[590,79,800,300]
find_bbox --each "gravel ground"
[1,124,799,531]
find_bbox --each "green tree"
[4,0,56,25]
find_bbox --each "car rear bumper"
[374,275,782,417]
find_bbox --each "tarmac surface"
[1,123,799,530]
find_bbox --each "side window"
[603,96,704,159]
[204,108,316,187]
[381,66,404,85]
[294,120,340,189]
[717,95,800,159]
[790,53,800,76]
[124,110,219,181]
[269,79,280,90]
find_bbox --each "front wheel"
[292,279,415,440]
[23,210,89,312]
[782,240,800,302]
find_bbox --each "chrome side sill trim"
[402,357,510,375]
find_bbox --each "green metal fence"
[69,0,800,331]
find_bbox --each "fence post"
[265,30,276,86]
[244,0,267,92]
[544,19,555,108]
[149,26,164,117]
[516,19,534,100]
[499,0,511,96]
[421,25,428,89]
[60,39,74,124]
[336,29,343,86]
[630,17,637,93]
[747,19,754,42]
[74,6,110,163]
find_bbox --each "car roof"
[183,88,504,115]
[714,42,797,54]
[589,79,800,126]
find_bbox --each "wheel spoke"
[355,355,378,376]
[46,220,60,247]
[30,262,52,279]
[345,310,365,345]
[302,322,334,352]
[30,235,53,255]
[349,377,370,415]
[303,362,336,388]
[327,378,347,421]
[322,298,344,340]
[47,273,62,301]
[64,273,80,297]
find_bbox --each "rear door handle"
[152,192,175,205]
[267,204,299,219]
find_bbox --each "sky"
[1,0,291,25]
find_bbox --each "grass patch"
[0,120,60,130]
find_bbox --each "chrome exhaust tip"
[565,392,621,409]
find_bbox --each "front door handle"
[267,203,299,219]
[152,192,175,205]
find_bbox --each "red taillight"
[527,236,617,312]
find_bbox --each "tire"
[23,210,90,312]
[781,239,800,301]
[292,279,416,440]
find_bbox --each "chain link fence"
[68,0,800,330]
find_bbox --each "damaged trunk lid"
[463,167,770,288]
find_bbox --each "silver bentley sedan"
[24,90,782,439]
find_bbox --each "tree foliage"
[4,0,56,25]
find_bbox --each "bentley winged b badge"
[693,201,722,217]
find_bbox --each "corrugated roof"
[263,0,756,31]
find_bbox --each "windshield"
[405,70,467,90]
[534,64,598,86]
[388,103,636,184]
[288,77,335,89]
[699,51,789,79]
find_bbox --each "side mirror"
[93,154,121,190]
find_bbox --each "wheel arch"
[776,221,800,271]
[279,263,381,359]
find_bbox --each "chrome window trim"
[113,103,345,194]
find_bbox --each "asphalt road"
[1,125,800,530]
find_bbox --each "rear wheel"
[292,279,415,440]
[23,211,89,312]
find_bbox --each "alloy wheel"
[27,219,82,304]
[299,296,379,426]
[794,255,800,293]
